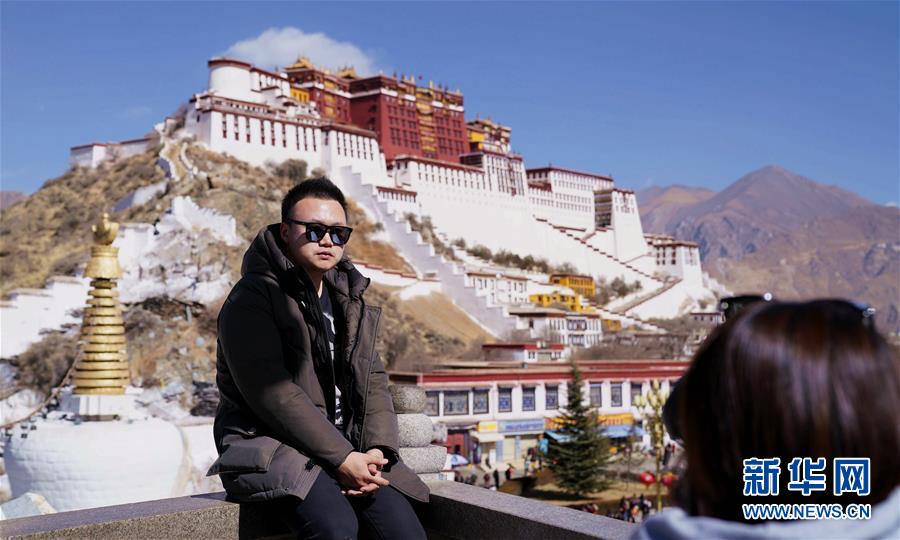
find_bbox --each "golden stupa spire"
[73,213,130,395]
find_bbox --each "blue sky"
[2,1,898,204]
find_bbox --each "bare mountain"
[673,165,874,260]
[639,165,900,332]
[636,185,715,233]
[714,205,899,329]
[0,191,25,210]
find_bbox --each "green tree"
[547,360,612,497]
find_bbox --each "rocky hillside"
[637,185,714,234]
[0,144,412,296]
[0,191,26,210]
[638,165,900,332]
[2,143,488,413]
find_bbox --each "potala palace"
[64,56,724,343]
[0,54,724,516]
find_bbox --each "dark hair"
[679,299,900,521]
[280,177,348,222]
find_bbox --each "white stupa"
[4,214,186,512]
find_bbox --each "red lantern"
[639,471,656,486]
[662,472,677,487]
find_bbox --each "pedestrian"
[493,468,500,488]
[209,179,427,539]
[505,464,514,481]
[482,473,493,489]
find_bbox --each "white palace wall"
[628,277,708,320]
[337,165,516,338]
[585,228,617,255]
[531,220,661,291]
[396,160,537,255]
[186,106,394,190]
[609,192,649,263]
[321,129,392,188]
[627,253,658,276]
[197,109,325,169]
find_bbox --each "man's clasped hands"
[336,448,390,496]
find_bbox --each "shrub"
[273,159,309,183]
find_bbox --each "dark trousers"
[275,470,426,540]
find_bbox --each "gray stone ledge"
[422,481,636,540]
[0,484,637,540]
[0,492,288,540]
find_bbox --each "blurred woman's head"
[678,299,900,521]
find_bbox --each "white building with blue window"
[392,360,687,469]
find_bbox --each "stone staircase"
[545,220,662,285]
[337,166,518,339]
[585,303,666,334]
[157,139,185,182]
[616,278,683,314]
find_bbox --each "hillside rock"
[637,184,714,233]
[639,165,900,332]
[0,191,26,210]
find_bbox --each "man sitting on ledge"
[208,177,428,539]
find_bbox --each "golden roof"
[286,55,316,70]
[336,66,359,79]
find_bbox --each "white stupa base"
[59,385,140,419]
[4,412,186,512]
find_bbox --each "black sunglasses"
[285,219,353,246]
[719,293,774,321]
[718,294,875,327]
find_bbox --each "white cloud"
[886,201,897,208]
[223,27,379,75]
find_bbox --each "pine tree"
[547,359,612,497]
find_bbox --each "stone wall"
[0,384,636,539]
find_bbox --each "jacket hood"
[631,487,900,540]
[241,224,371,299]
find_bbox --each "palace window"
[443,391,469,416]
[630,382,643,406]
[425,391,439,416]
[611,382,623,407]
[545,385,559,409]
[498,388,512,412]
[473,389,489,414]
[522,387,536,412]
[589,383,602,407]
